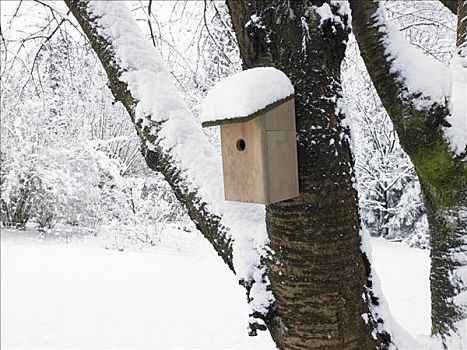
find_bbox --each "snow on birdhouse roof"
[201,67,294,127]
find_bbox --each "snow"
[200,67,294,126]
[88,2,272,322]
[314,3,334,25]
[1,229,432,349]
[245,14,266,31]
[445,53,467,156]
[1,228,275,349]
[301,16,311,54]
[359,230,426,349]
[373,2,466,156]
[313,2,346,30]
[331,0,352,26]
[373,4,452,110]
[371,238,431,339]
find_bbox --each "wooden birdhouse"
[201,67,299,205]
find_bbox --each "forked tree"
[350,0,466,346]
[64,0,466,349]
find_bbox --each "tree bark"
[227,1,390,349]
[457,0,467,48]
[66,0,392,349]
[63,0,234,272]
[350,0,467,343]
[440,0,459,15]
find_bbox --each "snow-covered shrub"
[0,96,43,228]
[0,168,34,228]
[1,36,174,236]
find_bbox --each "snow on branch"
[372,2,452,110]
[446,51,467,156]
[67,0,274,332]
[350,0,456,154]
[445,1,467,156]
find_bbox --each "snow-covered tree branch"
[350,0,467,346]
[63,0,277,335]
[63,1,234,270]
[64,0,400,349]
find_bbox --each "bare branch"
[146,0,157,48]
[202,0,233,65]
[33,0,86,39]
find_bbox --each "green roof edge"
[201,94,294,128]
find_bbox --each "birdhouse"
[201,67,299,205]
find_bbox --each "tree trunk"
[440,0,459,15]
[227,1,390,349]
[66,1,391,349]
[350,0,467,344]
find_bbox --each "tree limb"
[352,0,467,343]
[439,0,458,15]
[349,0,450,156]
[63,0,235,271]
[457,0,467,48]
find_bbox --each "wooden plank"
[219,99,298,204]
[220,117,267,203]
[263,128,299,204]
[263,99,296,131]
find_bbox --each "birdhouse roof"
[201,67,294,127]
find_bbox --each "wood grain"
[220,99,298,204]
[221,118,267,203]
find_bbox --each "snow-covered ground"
[1,227,430,349]
[371,238,431,340]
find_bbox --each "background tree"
[0,9,185,244]
[342,49,428,246]
[350,0,466,346]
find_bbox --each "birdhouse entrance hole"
[236,139,246,151]
[200,67,298,204]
